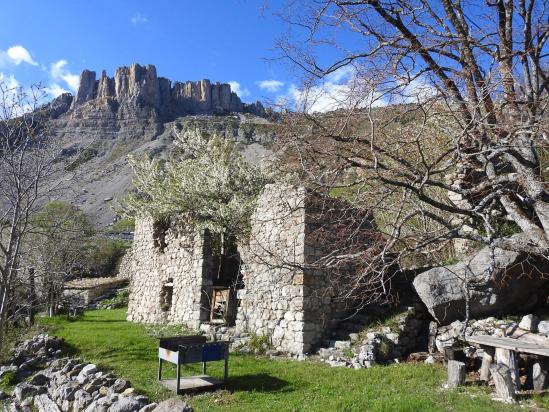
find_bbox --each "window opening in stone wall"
[153,219,170,253]
[160,278,173,312]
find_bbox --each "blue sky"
[0,0,308,105]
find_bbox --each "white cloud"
[0,45,38,67]
[131,12,148,24]
[50,60,79,92]
[6,45,38,66]
[0,72,20,89]
[274,66,397,113]
[258,80,284,93]
[45,83,69,98]
[228,81,250,98]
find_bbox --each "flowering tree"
[125,130,269,240]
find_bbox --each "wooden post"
[158,358,163,381]
[176,362,181,394]
[479,346,495,382]
[202,361,206,375]
[224,347,229,385]
[447,360,466,388]
[427,321,438,354]
[495,348,520,391]
[490,363,516,402]
[530,359,549,391]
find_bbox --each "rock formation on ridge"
[69,63,264,118]
[37,63,275,227]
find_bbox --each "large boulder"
[154,398,193,412]
[413,234,549,324]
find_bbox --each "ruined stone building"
[120,183,378,354]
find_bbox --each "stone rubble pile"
[435,314,549,353]
[0,334,192,412]
[316,307,428,368]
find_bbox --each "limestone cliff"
[69,63,263,118]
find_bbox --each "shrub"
[0,371,17,390]
[247,333,272,354]
[97,289,129,309]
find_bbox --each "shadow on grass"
[60,341,81,357]
[228,373,291,393]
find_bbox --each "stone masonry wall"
[236,184,308,354]
[122,183,377,354]
[126,217,210,329]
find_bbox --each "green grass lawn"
[37,309,543,411]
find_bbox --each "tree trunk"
[447,360,466,388]
[27,268,35,325]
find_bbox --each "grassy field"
[37,309,544,411]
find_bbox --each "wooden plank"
[465,335,549,357]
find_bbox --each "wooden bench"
[464,335,549,392]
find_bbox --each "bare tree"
[0,82,63,346]
[270,0,549,305]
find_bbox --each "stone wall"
[123,183,376,354]
[236,184,308,353]
[236,184,376,353]
[125,217,211,329]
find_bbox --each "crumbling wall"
[125,217,210,329]
[237,184,378,353]
[236,184,308,353]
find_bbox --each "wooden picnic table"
[464,334,549,391]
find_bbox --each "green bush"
[65,147,98,171]
[108,218,135,233]
[0,371,17,390]
[97,288,129,309]
[88,239,130,276]
[247,333,272,354]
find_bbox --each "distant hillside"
[40,64,278,227]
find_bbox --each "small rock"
[107,397,142,412]
[519,314,539,332]
[154,398,193,412]
[424,355,435,364]
[139,404,157,412]
[13,382,44,402]
[333,341,351,350]
[110,378,130,393]
[538,320,549,335]
[77,364,98,384]
[122,387,135,396]
[29,372,49,386]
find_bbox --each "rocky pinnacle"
[70,63,263,118]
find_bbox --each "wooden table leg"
[224,355,229,385]
[480,346,495,382]
[496,348,520,391]
[176,362,181,394]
